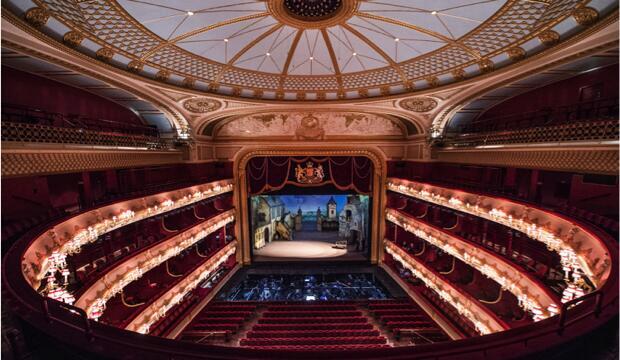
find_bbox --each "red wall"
[1,66,144,125]
[479,64,619,120]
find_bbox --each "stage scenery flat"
[251,194,370,262]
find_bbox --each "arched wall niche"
[232,146,388,265]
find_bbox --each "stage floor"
[253,240,367,262]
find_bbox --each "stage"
[253,240,367,262]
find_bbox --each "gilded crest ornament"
[295,162,325,184]
[399,97,438,113]
[183,98,222,113]
[295,113,325,140]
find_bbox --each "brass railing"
[1,121,174,149]
[441,119,618,147]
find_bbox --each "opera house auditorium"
[1,0,618,359]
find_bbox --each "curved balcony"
[21,179,233,291]
[386,178,612,290]
[384,241,508,335]
[386,209,559,321]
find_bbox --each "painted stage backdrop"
[250,194,370,254]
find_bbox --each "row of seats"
[240,336,387,346]
[245,330,380,338]
[180,301,259,338]
[262,310,362,318]
[241,302,387,349]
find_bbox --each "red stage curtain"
[247,156,373,195]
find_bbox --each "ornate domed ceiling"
[4,0,615,100]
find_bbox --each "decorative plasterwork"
[433,145,619,176]
[1,146,183,178]
[215,112,405,139]
[182,98,222,113]
[5,0,615,100]
[234,147,387,265]
[399,97,438,113]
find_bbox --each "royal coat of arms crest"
[295,162,325,184]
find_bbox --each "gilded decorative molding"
[539,30,560,46]
[478,59,494,73]
[62,30,83,48]
[451,68,466,80]
[506,47,526,61]
[433,146,619,175]
[95,47,114,62]
[399,97,438,113]
[155,69,170,82]
[573,7,599,26]
[24,7,49,28]
[182,98,222,113]
[234,147,387,264]
[1,147,184,177]
[6,0,615,100]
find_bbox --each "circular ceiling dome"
[9,0,612,100]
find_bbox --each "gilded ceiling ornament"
[506,47,526,61]
[232,87,242,97]
[95,47,114,62]
[316,91,326,101]
[358,88,369,98]
[127,60,144,73]
[572,7,599,26]
[155,70,170,82]
[400,97,438,113]
[426,76,439,88]
[182,77,196,89]
[296,92,306,100]
[478,59,494,73]
[404,81,415,91]
[337,90,345,100]
[24,7,49,28]
[380,86,390,96]
[253,89,264,99]
[62,31,83,48]
[451,68,466,81]
[538,30,560,46]
[276,91,285,100]
[182,98,222,113]
[208,83,219,93]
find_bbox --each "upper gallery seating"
[2,103,159,137]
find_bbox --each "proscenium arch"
[233,146,388,266]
